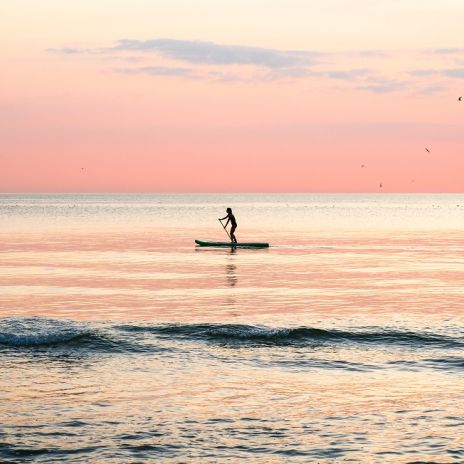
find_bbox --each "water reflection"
[224,249,238,311]
[226,258,237,288]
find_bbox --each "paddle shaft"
[218,219,231,240]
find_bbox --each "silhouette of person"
[219,208,238,243]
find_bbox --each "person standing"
[219,208,238,243]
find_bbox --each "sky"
[1,0,464,192]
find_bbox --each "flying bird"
[361,164,365,168]
[425,148,430,153]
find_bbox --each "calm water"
[1,193,463,463]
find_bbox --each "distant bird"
[425,148,430,153]
[459,96,462,101]
[361,164,365,168]
[379,183,383,188]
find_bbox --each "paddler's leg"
[230,225,237,243]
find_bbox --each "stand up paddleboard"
[195,240,269,248]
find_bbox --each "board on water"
[195,240,269,248]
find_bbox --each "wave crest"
[0,317,92,347]
[118,323,464,348]
[2,319,462,352]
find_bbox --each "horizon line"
[1,191,464,195]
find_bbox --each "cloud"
[47,47,91,54]
[207,71,249,82]
[115,65,194,77]
[357,50,389,57]
[419,84,445,95]
[203,66,372,83]
[408,69,435,76]
[327,69,370,79]
[409,67,464,79]
[113,38,319,69]
[266,67,316,80]
[48,38,463,93]
[356,77,408,93]
[442,68,464,78]
[428,48,464,55]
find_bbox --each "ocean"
[1,193,463,463]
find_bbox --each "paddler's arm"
[219,215,230,226]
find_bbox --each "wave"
[0,317,93,347]
[1,318,462,374]
[117,323,464,349]
[0,317,131,352]
[1,319,463,353]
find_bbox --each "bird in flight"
[361,164,365,168]
[425,148,430,153]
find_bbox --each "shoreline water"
[1,193,463,463]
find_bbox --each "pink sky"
[1,0,463,192]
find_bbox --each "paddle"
[218,218,231,240]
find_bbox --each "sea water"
[0,193,463,463]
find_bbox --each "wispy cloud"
[50,38,329,81]
[48,38,461,93]
[327,69,370,79]
[409,67,464,79]
[427,48,464,55]
[408,69,435,76]
[48,47,92,54]
[356,77,408,93]
[112,38,319,69]
[49,39,377,82]
[419,84,445,95]
[115,65,194,77]
[442,68,464,78]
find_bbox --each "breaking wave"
[117,322,464,349]
[1,318,462,354]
